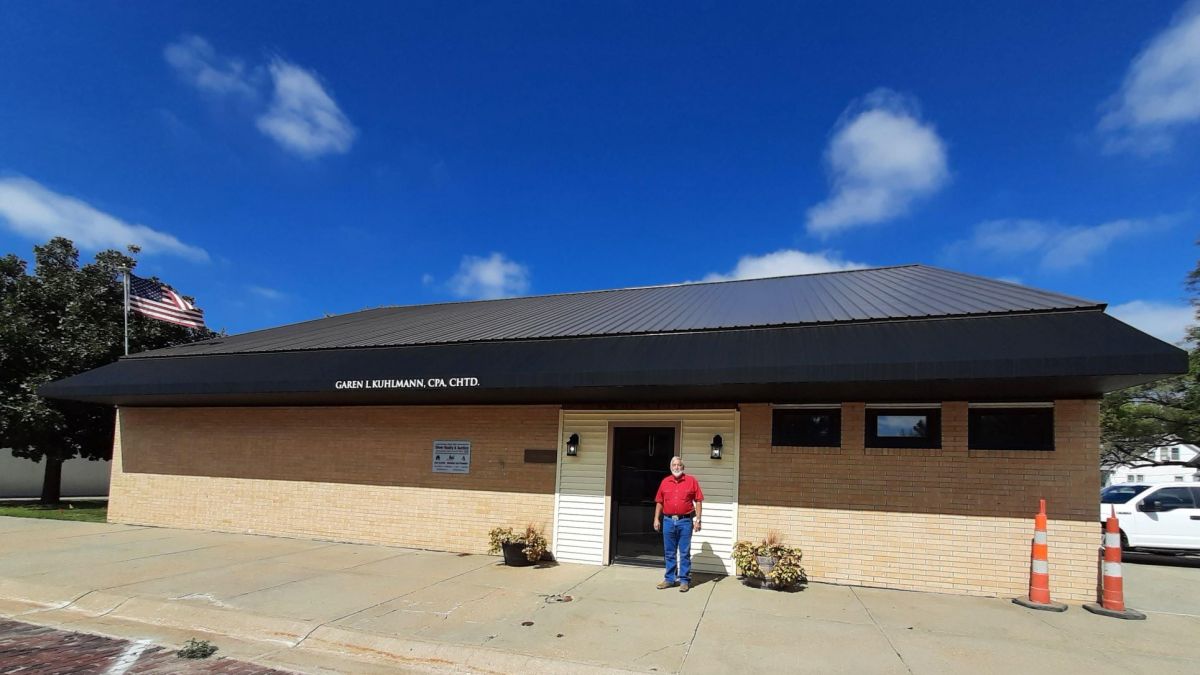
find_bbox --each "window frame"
[967,405,1055,452]
[1101,484,1150,504]
[1145,486,1196,510]
[771,406,842,447]
[865,407,941,449]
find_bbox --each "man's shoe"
[679,582,690,593]
[656,581,675,590]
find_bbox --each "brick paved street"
[0,619,290,674]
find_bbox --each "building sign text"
[334,377,480,390]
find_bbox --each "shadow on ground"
[1125,551,1200,569]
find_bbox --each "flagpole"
[122,268,130,356]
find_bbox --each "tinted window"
[1146,487,1196,509]
[969,407,1054,451]
[772,408,841,447]
[866,409,941,449]
[1101,485,1150,504]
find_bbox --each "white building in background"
[1103,443,1200,486]
[0,451,111,498]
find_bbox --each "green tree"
[1100,255,1200,469]
[0,237,218,503]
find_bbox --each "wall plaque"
[432,440,471,474]
[523,449,557,464]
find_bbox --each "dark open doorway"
[610,426,676,566]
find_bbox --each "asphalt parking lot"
[1122,550,1200,616]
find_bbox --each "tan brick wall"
[737,400,1100,601]
[110,406,560,554]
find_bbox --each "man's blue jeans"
[662,516,693,584]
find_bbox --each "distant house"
[1103,443,1200,486]
[0,451,111,499]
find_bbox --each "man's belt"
[664,512,695,520]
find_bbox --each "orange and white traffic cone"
[1013,499,1067,612]
[1083,506,1146,620]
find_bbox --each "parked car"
[1099,484,1200,552]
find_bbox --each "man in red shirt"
[653,455,704,592]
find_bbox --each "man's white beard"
[671,469,683,477]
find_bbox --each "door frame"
[603,421,681,565]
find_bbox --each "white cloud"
[807,89,949,236]
[1109,300,1194,344]
[0,177,208,261]
[701,249,868,282]
[247,285,285,300]
[948,218,1149,271]
[448,253,531,300]
[1099,2,1200,154]
[164,35,257,98]
[256,59,357,158]
[164,35,356,158]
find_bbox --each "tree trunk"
[40,456,63,505]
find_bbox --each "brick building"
[42,265,1185,601]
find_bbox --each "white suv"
[1100,484,1200,552]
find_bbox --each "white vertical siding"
[552,411,610,565]
[552,410,739,574]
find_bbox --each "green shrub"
[177,638,218,659]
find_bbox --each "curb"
[301,624,640,674]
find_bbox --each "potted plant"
[732,530,806,590]
[488,524,549,566]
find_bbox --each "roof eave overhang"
[39,311,1189,407]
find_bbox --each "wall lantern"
[566,433,580,457]
[710,434,724,460]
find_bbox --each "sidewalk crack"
[638,641,687,662]
[852,587,913,675]
[15,589,96,617]
[292,556,498,648]
[677,580,716,673]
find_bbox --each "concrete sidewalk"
[1,517,1198,674]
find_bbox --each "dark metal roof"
[41,312,1186,407]
[132,265,1101,358]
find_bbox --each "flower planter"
[501,541,535,567]
[733,536,806,592]
[740,576,779,590]
[489,526,548,566]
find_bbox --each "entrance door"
[610,426,676,566]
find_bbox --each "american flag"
[128,273,206,329]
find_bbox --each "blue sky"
[2,1,1199,342]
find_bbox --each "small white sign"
[432,440,471,474]
[335,377,480,390]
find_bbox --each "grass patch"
[0,500,107,523]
